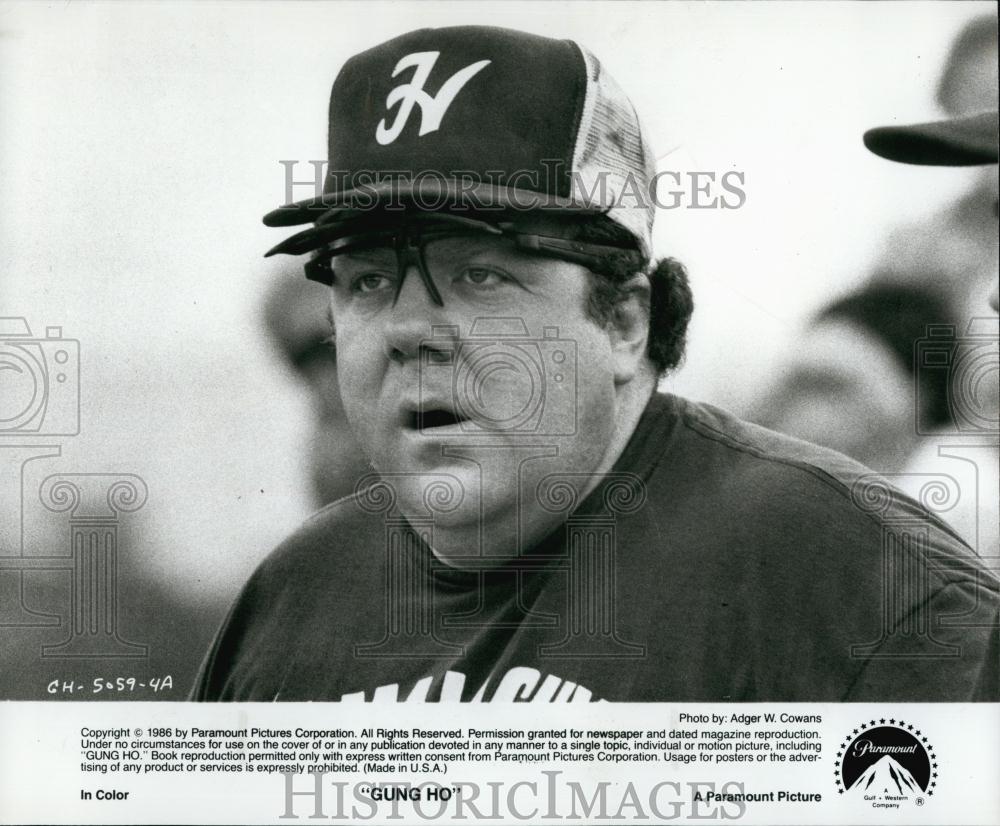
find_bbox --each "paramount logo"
[835,720,937,808]
[851,740,919,757]
[849,755,921,796]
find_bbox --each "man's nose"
[382,264,451,362]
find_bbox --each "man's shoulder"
[253,484,393,583]
[654,394,984,568]
[190,488,395,701]
[669,393,884,495]
[647,396,997,701]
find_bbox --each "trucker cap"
[863,110,999,166]
[263,26,656,259]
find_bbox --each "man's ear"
[607,282,651,385]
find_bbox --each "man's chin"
[360,458,477,517]
[383,473,525,552]
[366,435,579,551]
[390,474,507,526]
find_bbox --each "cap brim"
[863,110,999,166]
[262,179,598,232]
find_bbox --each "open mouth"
[409,408,468,431]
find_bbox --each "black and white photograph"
[1,1,997,823]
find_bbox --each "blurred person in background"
[263,274,371,507]
[864,55,998,565]
[748,282,959,474]
[873,13,998,321]
[937,14,998,125]
[753,19,998,562]
[745,15,996,500]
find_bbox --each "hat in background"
[863,110,999,166]
[263,26,656,258]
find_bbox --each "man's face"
[329,227,624,561]
[751,320,917,472]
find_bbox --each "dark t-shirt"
[193,393,999,702]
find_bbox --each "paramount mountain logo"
[853,755,921,795]
[835,720,938,810]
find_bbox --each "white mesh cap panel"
[570,46,656,259]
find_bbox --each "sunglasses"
[298,215,642,307]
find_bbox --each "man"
[863,109,999,312]
[262,273,371,505]
[870,17,998,321]
[863,108,1000,569]
[748,282,959,473]
[194,26,998,702]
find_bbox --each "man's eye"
[460,267,507,287]
[352,273,393,294]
